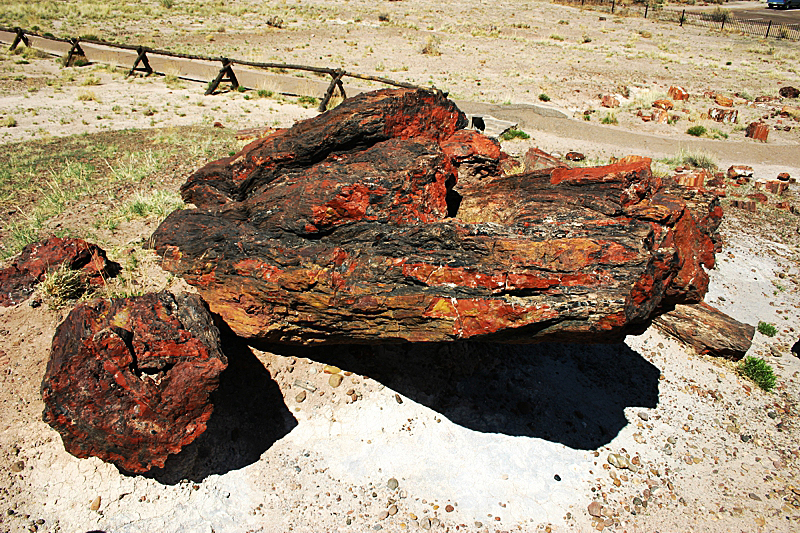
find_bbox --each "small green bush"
[686,125,706,137]
[757,321,777,337]
[601,113,618,125]
[538,93,550,102]
[739,356,776,392]
[500,128,530,141]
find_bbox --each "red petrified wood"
[41,291,227,473]
[0,237,121,307]
[151,88,722,345]
[654,303,755,360]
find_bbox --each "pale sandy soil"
[1,2,800,532]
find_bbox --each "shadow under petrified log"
[271,340,659,450]
[144,326,297,485]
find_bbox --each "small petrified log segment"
[653,303,755,360]
[0,237,121,307]
[41,291,227,473]
[152,88,721,345]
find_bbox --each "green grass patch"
[658,148,718,172]
[601,113,618,125]
[686,125,706,137]
[738,356,777,392]
[757,321,778,337]
[500,128,530,141]
[0,126,238,258]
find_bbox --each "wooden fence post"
[127,47,154,77]
[612,0,616,13]
[765,21,772,39]
[206,58,239,95]
[680,10,685,27]
[318,69,346,113]
[65,38,86,67]
[645,4,649,18]
[9,27,29,51]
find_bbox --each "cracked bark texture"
[151,88,721,345]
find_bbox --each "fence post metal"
[645,4,649,18]
[721,16,725,31]
[612,0,615,13]
[765,21,771,38]
[680,10,685,27]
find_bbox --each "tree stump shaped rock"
[151,88,722,345]
[41,291,227,473]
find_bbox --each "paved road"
[672,1,800,23]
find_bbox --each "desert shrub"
[686,125,706,137]
[40,263,89,309]
[538,93,550,102]
[739,356,776,392]
[601,113,618,125]
[500,128,530,141]
[758,321,777,337]
[0,116,17,128]
[421,36,442,56]
[378,13,390,22]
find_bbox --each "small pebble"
[420,517,432,530]
[475,522,483,528]
[554,474,561,481]
[741,434,752,443]
[395,393,403,404]
[388,504,398,515]
[10,461,24,473]
[324,365,341,374]
[387,478,399,490]
[749,493,762,501]
[378,510,389,520]
[373,525,383,531]
[637,411,650,421]
[329,374,343,388]
[445,504,454,512]
[588,501,603,517]
[295,390,306,403]
[90,496,101,512]
[667,436,677,444]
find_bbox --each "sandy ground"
[1,2,800,532]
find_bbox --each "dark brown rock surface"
[0,237,121,307]
[653,303,755,360]
[151,88,722,345]
[41,291,227,473]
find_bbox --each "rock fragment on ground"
[653,302,755,360]
[41,291,227,473]
[0,236,121,307]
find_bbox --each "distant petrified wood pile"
[151,88,723,345]
[41,291,227,473]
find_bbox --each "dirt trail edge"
[458,101,800,169]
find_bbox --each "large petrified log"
[151,88,721,345]
[653,303,755,360]
[41,291,227,473]
[0,236,121,307]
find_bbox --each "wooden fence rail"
[0,26,435,112]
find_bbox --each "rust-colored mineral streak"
[151,88,722,345]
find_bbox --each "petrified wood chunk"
[151,88,721,345]
[41,291,227,473]
[0,236,121,307]
[653,303,755,360]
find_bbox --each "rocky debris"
[746,193,768,204]
[565,151,585,162]
[0,237,121,307]
[731,199,757,212]
[652,108,669,124]
[746,122,769,142]
[668,86,689,101]
[727,165,753,180]
[653,302,755,360]
[779,86,799,99]
[776,172,791,182]
[673,169,709,189]
[714,94,734,108]
[601,94,619,108]
[152,88,723,345]
[653,99,674,111]
[708,108,738,124]
[766,180,789,195]
[523,146,570,172]
[41,291,227,473]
